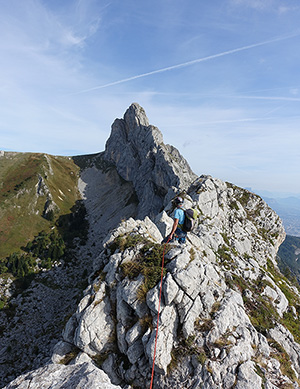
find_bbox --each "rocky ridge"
[104,103,197,219]
[0,103,196,388]
[50,175,296,389]
[74,102,197,257]
[3,104,300,389]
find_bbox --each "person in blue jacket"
[168,196,187,244]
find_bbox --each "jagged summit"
[76,103,197,256]
[104,103,197,219]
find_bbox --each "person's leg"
[176,228,186,244]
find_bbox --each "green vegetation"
[229,201,239,211]
[278,235,300,264]
[244,294,279,334]
[210,301,221,317]
[244,282,277,333]
[189,247,196,261]
[2,229,65,278]
[265,260,300,343]
[268,338,299,385]
[92,352,111,368]
[169,334,208,373]
[225,182,238,190]
[0,198,89,282]
[109,234,171,299]
[238,191,251,208]
[0,152,81,260]
[225,273,248,293]
[59,347,80,365]
[217,245,233,264]
[282,310,300,344]
[125,244,170,297]
[257,228,270,242]
[254,363,267,387]
[109,234,148,254]
[139,314,153,331]
[278,235,300,283]
[225,264,300,344]
[195,317,214,333]
[0,152,91,308]
[225,182,269,229]
[221,233,230,246]
[266,259,300,306]
[230,270,300,382]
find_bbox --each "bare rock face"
[104,103,197,219]
[3,361,121,389]
[3,103,298,389]
[36,174,60,219]
[52,173,295,389]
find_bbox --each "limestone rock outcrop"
[36,174,60,219]
[54,171,295,388]
[3,103,300,389]
[103,103,197,219]
[3,361,121,389]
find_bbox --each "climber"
[166,196,187,244]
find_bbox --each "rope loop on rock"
[149,235,171,389]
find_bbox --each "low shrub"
[117,234,171,300]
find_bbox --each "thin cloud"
[230,0,290,13]
[230,0,274,11]
[161,116,277,127]
[262,104,289,116]
[73,31,300,94]
[233,95,300,102]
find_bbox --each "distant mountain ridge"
[0,152,81,259]
[261,196,300,237]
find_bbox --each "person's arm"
[169,218,179,239]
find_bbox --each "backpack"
[182,208,198,232]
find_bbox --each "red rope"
[149,236,171,389]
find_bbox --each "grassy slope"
[0,152,81,260]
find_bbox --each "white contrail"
[75,32,300,94]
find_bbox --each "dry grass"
[0,153,81,260]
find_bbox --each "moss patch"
[59,347,80,365]
[169,335,208,373]
[111,234,171,299]
[109,234,148,254]
[268,338,299,385]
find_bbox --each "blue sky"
[1,0,300,195]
